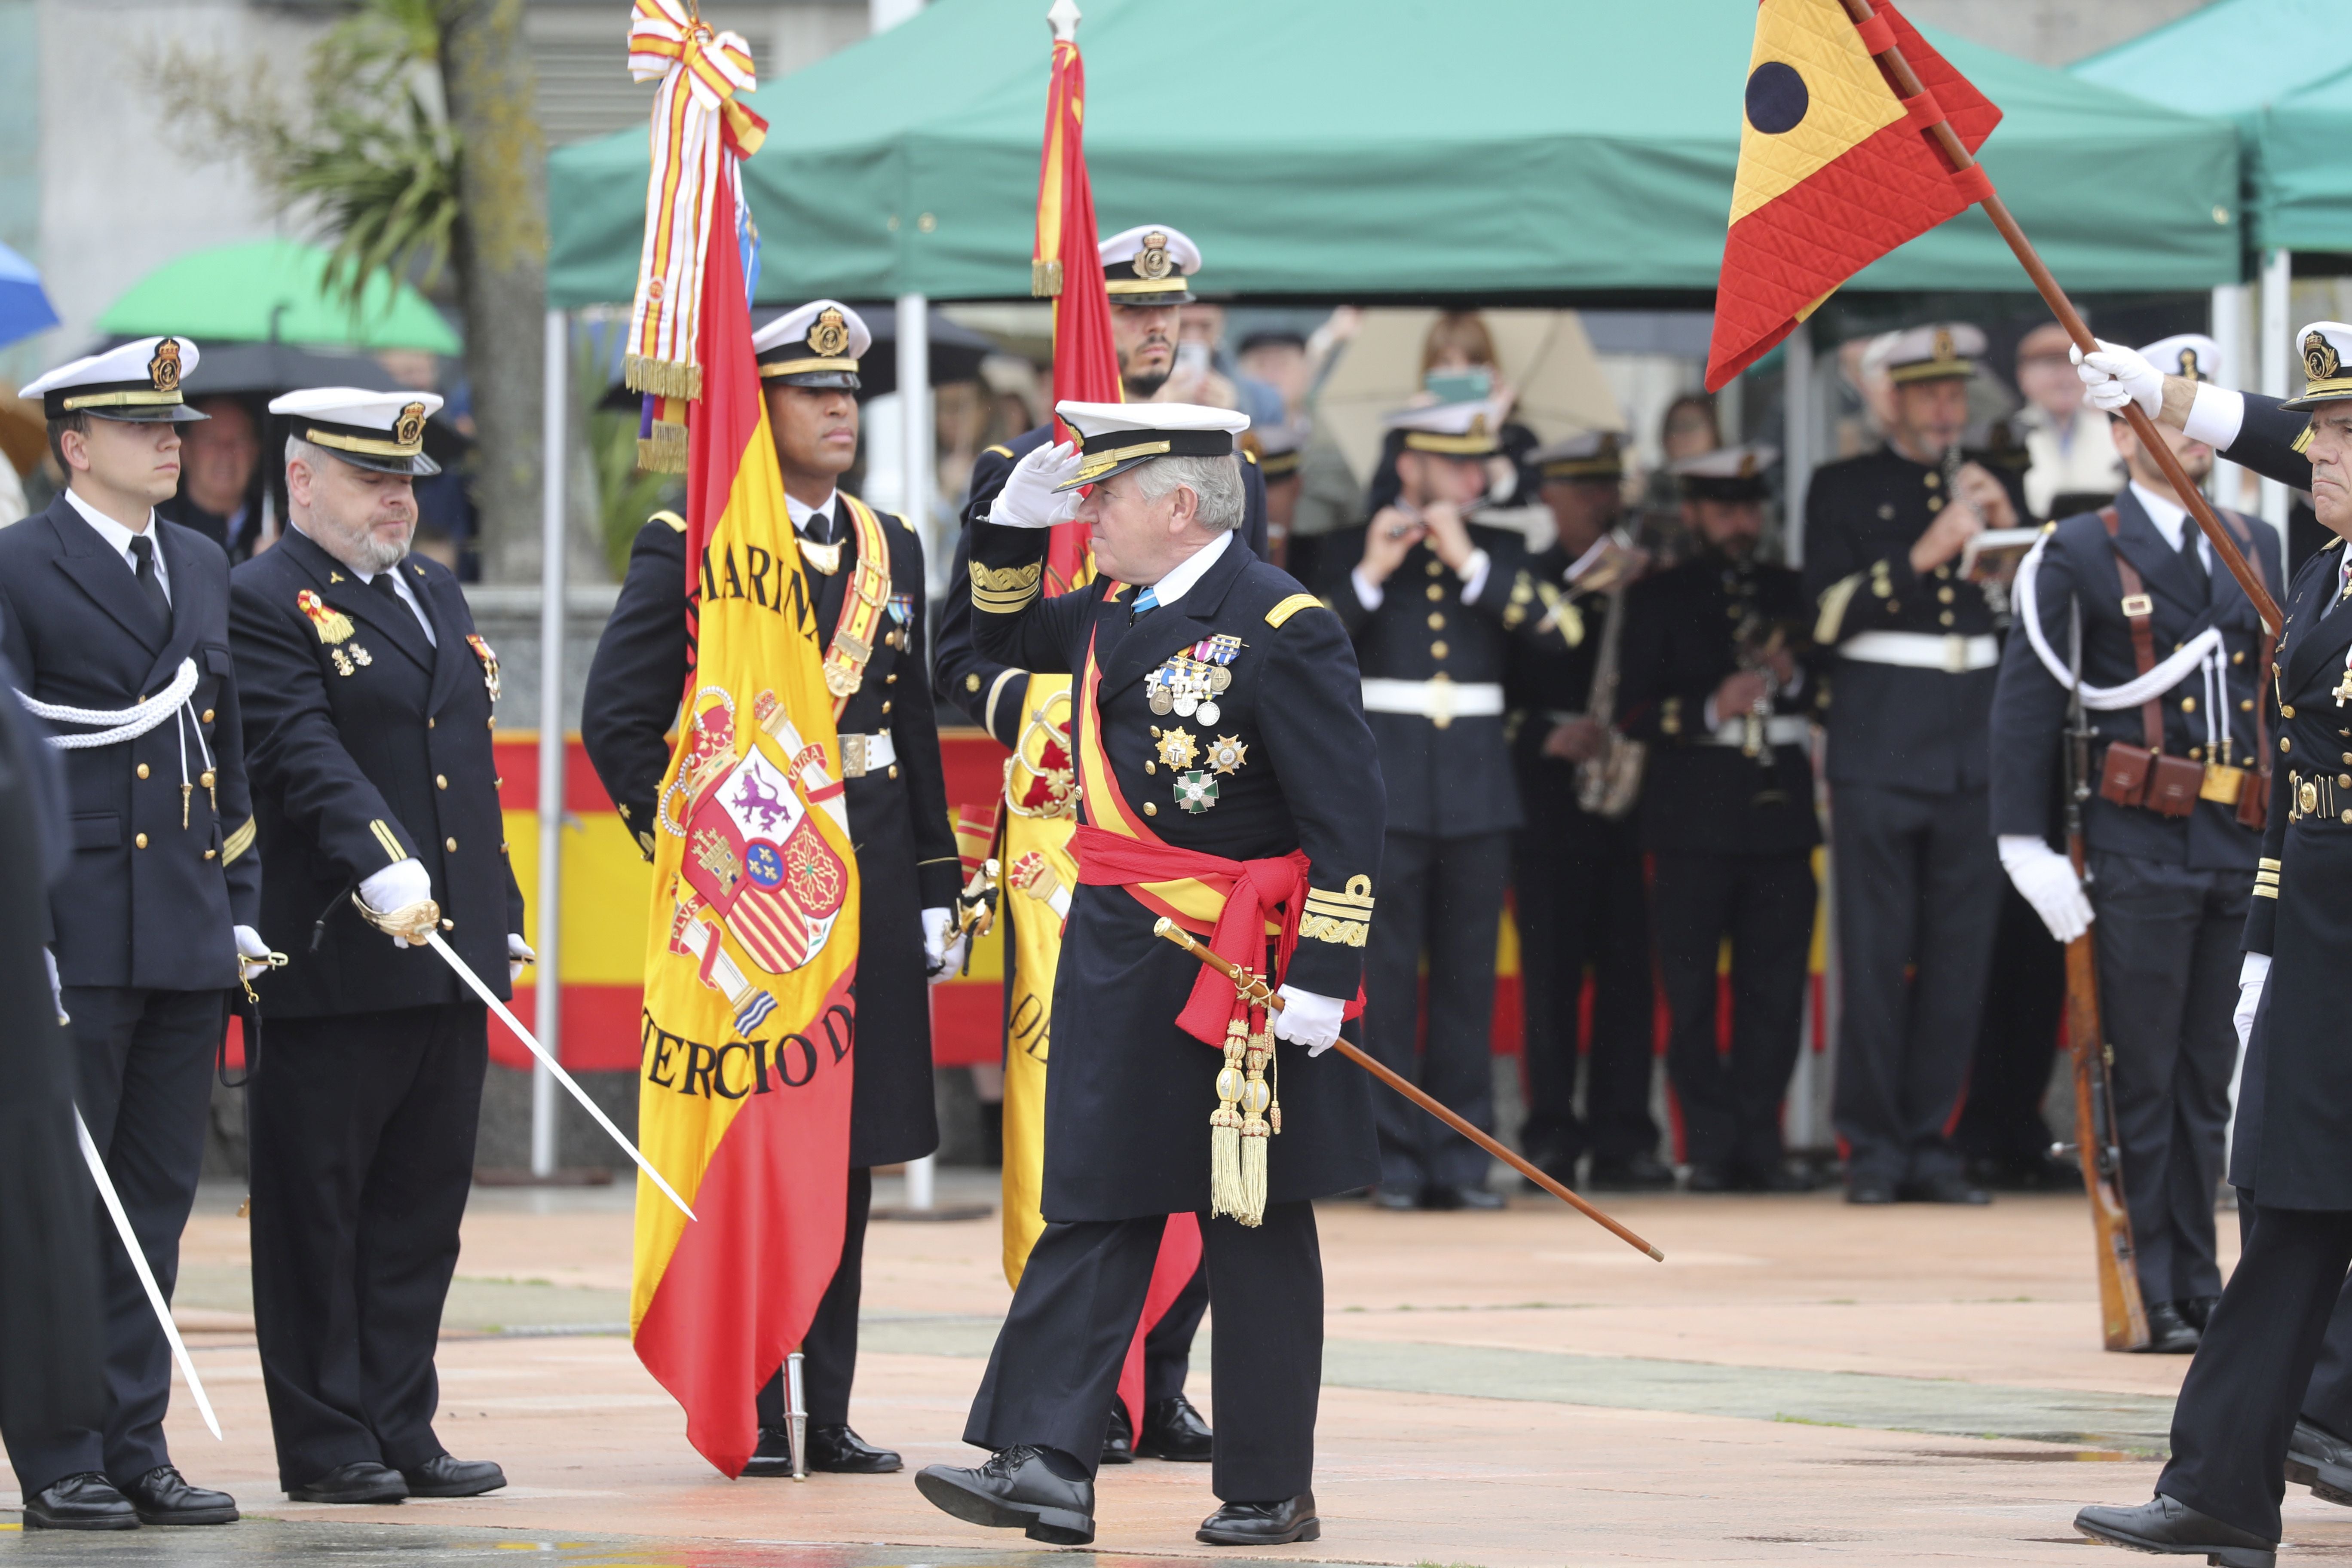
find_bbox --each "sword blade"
[75,1109,221,1440]
[423,931,697,1222]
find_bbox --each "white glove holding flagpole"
[2072,338,2163,418]
[422,930,697,1222]
[77,1108,220,1440]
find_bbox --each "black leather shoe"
[2288,1418,2352,1506]
[401,1455,506,1497]
[1370,1185,1419,1211]
[1686,1164,1733,1194]
[1976,1152,2080,1192]
[1588,1154,1676,1192]
[2074,1494,2275,1567]
[915,1446,1094,1545]
[122,1466,238,1525]
[1741,1164,1819,1194]
[287,1461,408,1504]
[742,1426,795,1478]
[1450,1184,1507,1210]
[1139,1394,1213,1461]
[808,1425,902,1474]
[1845,1175,1897,1205]
[1101,1400,1134,1464]
[2134,1301,2202,1355]
[1197,1491,1320,1546]
[1898,1173,1991,1205]
[2180,1296,2222,1334]
[21,1473,138,1531]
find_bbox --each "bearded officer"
[1804,323,2026,1206]
[0,337,262,1531]
[582,300,960,1476]
[2071,325,2352,1557]
[1505,431,1667,1192]
[1617,447,1820,1191]
[1990,334,2275,1357]
[227,389,515,1506]
[933,224,1264,1467]
[915,402,1381,1548]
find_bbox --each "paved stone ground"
[12,1173,2352,1565]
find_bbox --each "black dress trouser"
[1828,781,2003,1185]
[1953,883,2067,1170]
[250,1002,486,1490]
[1364,829,1510,1193]
[1145,1262,1208,1405]
[2162,1202,2352,1542]
[1649,851,1816,1175]
[965,1204,1322,1503]
[756,1166,873,1430]
[3,985,220,1496]
[1512,806,1657,1170]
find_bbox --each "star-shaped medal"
[1157,728,1198,770]
[1207,735,1248,775]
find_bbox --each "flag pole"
[1838,0,2283,634]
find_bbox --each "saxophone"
[1574,571,1646,818]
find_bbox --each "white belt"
[1706,715,1812,747]
[1840,631,1999,673]
[1361,677,1505,724]
[839,731,897,778]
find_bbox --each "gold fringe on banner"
[637,420,689,473]
[625,354,704,401]
[1031,259,1063,298]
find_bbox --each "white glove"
[235,924,273,982]
[2072,338,2163,419]
[358,858,435,947]
[986,441,1084,530]
[44,946,66,1026]
[1997,835,2094,944]
[2236,952,2270,1054]
[922,905,967,980]
[509,933,535,986]
[1271,985,1345,1057]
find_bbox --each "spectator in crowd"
[1636,392,1721,567]
[2012,320,2125,521]
[157,395,265,561]
[1237,328,1313,423]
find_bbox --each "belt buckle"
[1942,634,1967,675]
[1427,673,1455,731]
[841,732,867,778]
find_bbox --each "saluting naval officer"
[934,223,1263,1466]
[915,401,1382,1548]
[1317,400,1527,1210]
[0,338,265,1531]
[2069,325,2352,1560]
[229,389,516,1506]
[582,300,962,1477]
[1989,335,2276,1357]
[1504,431,1669,1193]
[1617,447,1821,1192]
[1804,323,2027,1206]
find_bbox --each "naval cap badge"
[148,337,182,393]
[1135,230,1173,282]
[808,307,851,358]
[394,401,427,447]
[2307,331,2342,383]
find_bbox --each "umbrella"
[175,342,406,398]
[96,239,460,354]
[1314,309,1624,484]
[0,242,58,349]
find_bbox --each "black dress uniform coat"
[936,425,1268,739]
[967,527,1383,1219]
[582,500,958,1170]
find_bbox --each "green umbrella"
[97,238,460,354]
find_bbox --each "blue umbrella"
[0,242,59,349]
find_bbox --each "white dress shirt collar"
[2129,480,2208,570]
[64,486,168,597]
[355,559,437,646]
[1137,528,1232,611]
[785,488,839,536]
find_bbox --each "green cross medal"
[1175,770,1220,814]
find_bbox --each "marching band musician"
[582,300,962,1476]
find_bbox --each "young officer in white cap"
[2074,321,2352,1564]
[229,387,516,1507]
[1989,334,2278,1358]
[582,300,962,1479]
[0,336,264,1531]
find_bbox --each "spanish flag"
[1705,0,2000,389]
[628,158,861,1477]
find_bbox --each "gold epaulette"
[652,509,686,534]
[1265,593,1321,628]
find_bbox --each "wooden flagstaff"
[1834,0,2284,634]
[1152,919,1667,1262]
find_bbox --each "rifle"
[2055,599,2152,1351]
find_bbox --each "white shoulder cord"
[16,657,199,748]
[2014,533,2222,710]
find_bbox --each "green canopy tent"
[548,0,2242,309]
[98,238,461,354]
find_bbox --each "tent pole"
[2209,282,2248,508]
[1782,322,1813,568]
[532,306,567,1181]
[898,293,931,561]
[2260,247,2293,536]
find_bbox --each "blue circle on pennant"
[744,840,784,888]
[1746,61,1808,135]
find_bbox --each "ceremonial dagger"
[1152,918,1665,1262]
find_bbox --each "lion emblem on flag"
[671,693,848,976]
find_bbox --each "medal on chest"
[466,633,502,702]
[1145,634,1243,725]
[297,589,374,676]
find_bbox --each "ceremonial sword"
[75,1108,222,1440]
[1152,919,1664,1261]
[421,930,698,1222]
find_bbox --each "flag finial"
[1047,0,1081,43]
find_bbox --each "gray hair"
[285,433,322,469]
[1133,453,1245,534]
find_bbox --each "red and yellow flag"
[629,161,861,1478]
[1705,0,2000,389]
